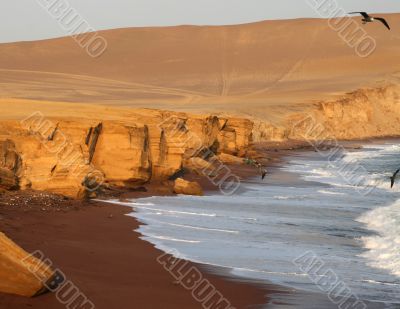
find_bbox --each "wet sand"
[0,198,269,309]
[0,141,374,308]
[0,142,301,309]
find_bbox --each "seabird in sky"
[349,12,390,30]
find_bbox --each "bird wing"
[349,12,370,19]
[375,18,390,30]
[390,169,400,188]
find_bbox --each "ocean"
[105,140,400,308]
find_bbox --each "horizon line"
[1,11,398,45]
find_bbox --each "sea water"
[105,141,400,307]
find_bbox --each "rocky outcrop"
[184,157,213,173]
[252,121,288,143]
[173,178,203,196]
[250,84,400,143]
[217,118,253,156]
[92,123,152,188]
[0,111,254,198]
[0,232,54,297]
[2,84,398,198]
[0,140,22,190]
[287,84,400,141]
[217,153,243,164]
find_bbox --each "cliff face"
[252,84,400,142]
[0,111,253,198]
[0,140,21,190]
[288,84,400,141]
[0,84,399,198]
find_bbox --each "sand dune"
[0,14,399,122]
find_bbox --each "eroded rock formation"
[1,84,399,198]
[253,84,400,143]
[0,232,54,297]
[0,140,22,190]
[173,178,203,196]
[0,111,253,198]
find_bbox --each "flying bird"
[390,169,400,188]
[261,169,267,180]
[349,12,390,30]
[257,164,267,180]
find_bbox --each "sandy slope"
[0,14,399,124]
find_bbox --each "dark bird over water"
[349,12,391,30]
[261,169,267,180]
[257,164,267,180]
[390,169,400,188]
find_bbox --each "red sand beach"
[0,142,320,309]
[0,195,269,309]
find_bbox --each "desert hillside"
[0,15,400,198]
[0,14,399,123]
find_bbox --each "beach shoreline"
[0,140,294,309]
[0,198,270,309]
[0,138,397,308]
[0,140,305,308]
[119,138,400,309]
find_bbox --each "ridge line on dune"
[0,68,217,98]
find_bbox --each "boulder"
[0,168,19,190]
[184,157,213,172]
[0,232,55,297]
[173,178,203,196]
[217,153,243,164]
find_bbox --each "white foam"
[361,279,400,287]
[358,199,400,277]
[308,168,334,178]
[163,222,239,234]
[148,235,201,243]
[231,266,309,278]
[95,199,155,206]
[98,199,217,217]
[342,144,400,163]
[138,208,217,217]
[317,190,345,196]
[273,195,290,200]
[273,195,310,200]
[285,143,400,193]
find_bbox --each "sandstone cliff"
[254,84,400,143]
[0,107,253,198]
[0,83,399,198]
